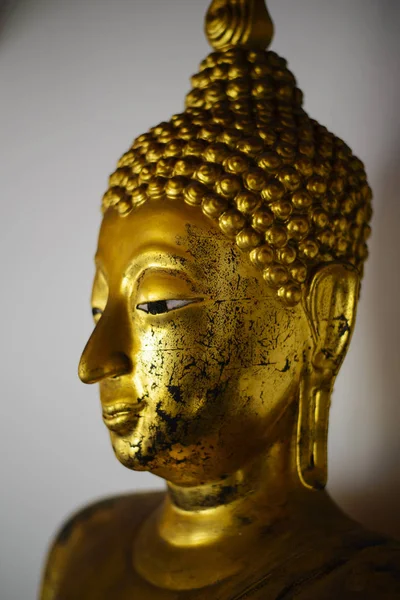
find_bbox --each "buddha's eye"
[137,299,199,315]
[92,307,103,323]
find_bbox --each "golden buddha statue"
[40,1,400,598]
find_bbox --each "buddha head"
[78,0,372,492]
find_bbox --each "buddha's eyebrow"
[135,266,200,292]
[124,250,204,282]
[160,254,198,272]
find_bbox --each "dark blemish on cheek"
[167,385,184,404]
[137,393,149,405]
[128,437,155,468]
[155,402,180,434]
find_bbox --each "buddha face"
[79,202,309,485]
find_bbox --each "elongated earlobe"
[297,263,360,490]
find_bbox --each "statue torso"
[41,491,400,599]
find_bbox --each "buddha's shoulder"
[39,490,165,600]
[296,535,400,599]
[48,489,164,548]
[248,527,400,600]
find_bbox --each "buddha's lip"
[102,401,144,418]
[102,401,146,432]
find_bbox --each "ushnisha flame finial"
[205,0,274,51]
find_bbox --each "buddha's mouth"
[102,402,145,433]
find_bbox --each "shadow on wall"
[347,146,400,540]
[0,0,16,36]
[333,0,400,542]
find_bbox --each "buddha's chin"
[108,427,158,472]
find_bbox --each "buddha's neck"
[133,404,319,590]
[168,439,297,512]
[162,403,306,545]
[162,443,299,544]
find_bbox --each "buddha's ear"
[305,262,361,376]
[297,263,360,490]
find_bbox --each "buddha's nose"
[78,302,133,384]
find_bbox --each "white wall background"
[1,1,399,598]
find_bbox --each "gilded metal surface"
[40,1,400,599]
[205,0,274,50]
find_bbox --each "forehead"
[97,203,242,279]
[95,202,276,304]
